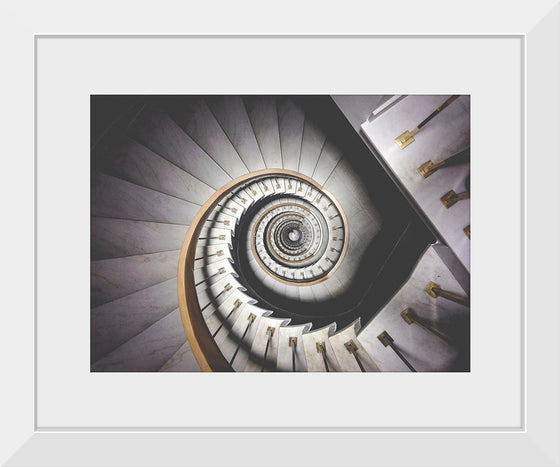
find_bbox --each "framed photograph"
[2,1,559,465]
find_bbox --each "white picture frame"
[2,1,559,465]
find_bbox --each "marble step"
[298,284,317,303]
[243,96,282,169]
[254,177,275,196]
[205,210,238,232]
[307,281,333,302]
[321,271,348,298]
[93,130,215,205]
[127,105,231,190]
[329,319,380,372]
[247,255,270,285]
[244,316,292,372]
[91,171,198,225]
[299,118,327,177]
[211,302,250,349]
[206,96,266,172]
[193,258,236,288]
[196,274,245,311]
[312,139,343,186]
[91,217,188,260]
[323,158,373,221]
[91,250,180,307]
[223,304,272,372]
[302,323,341,372]
[216,196,245,223]
[197,226,233,247]
[276,323,313,372]
[91,278,178,363]
[202,288,255,321]
[231,189,257,210]
[91,308,186,372]
[277,98,305,172]
[239,182,265,203]
[168,97,249,179]
[159,341,202,372]
[194,243,233,269]
[282,282,301,300]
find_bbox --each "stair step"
[308,281,333,302]
[93,130,215,205]
[299,118,327,177]
[329,319,380,372]
[197,226,233,247]
[232,190,257,210]
[216,197,245,223]
[302,323,341,372]
[323,159,378,221]
[91,217,188,260]
[202,288,256,321]
[222,304,272,371]
[206,96,266,172]
[205,210,238,232]
[91,171,199,225]
[159,341,201,372]
[298,284,316,303]
[194,244,233,269]
[196,274,245,311]
[243,96,282,168]
[276,323,312,372]
[255,177,275,196]
[193,258,236,287]
[91,308,185,372]
[91,250,180,307]
[282,283,300,300]
[244,316,291,372]
[210,303,249,348]
[169,97,249,179]
[91,278,178,363]
[240,183,265,202]
[312,139,343,185]
[277,98,305,172]
[127,105,231,189]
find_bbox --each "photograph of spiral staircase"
[90,94,470,372]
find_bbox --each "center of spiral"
[247,176,347,284]
[287,228,301,242]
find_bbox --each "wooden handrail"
[177,169,346,372]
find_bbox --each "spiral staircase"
[90,95,470,372]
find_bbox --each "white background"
[2,0,559,464]
[36,36,521,429]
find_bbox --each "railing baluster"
[200,283,233,312]
[195,267,226,286]
[440,189,470,208]
[194,249,225,261]
[425,281,469,306]
[418,147,470,178]
[260,327,275,372]
[211,299,241,338]
[289,337,297,372]
[377,331,416,372]
[395,95,459,149]
[316,342,330,372]
[344,339,366,372]
[400,308,453,346]
[205,219,231,227]
[229,313,256,366]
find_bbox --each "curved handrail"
[177,169,348,372]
